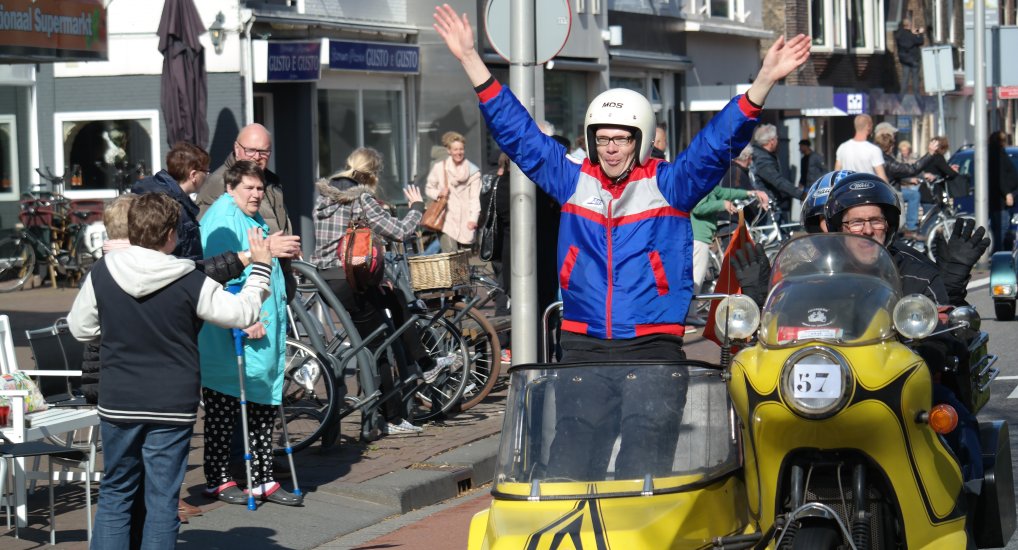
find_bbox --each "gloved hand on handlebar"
[732,242,771,308]
[933,218,990,306]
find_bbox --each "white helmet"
[584,88,657,166]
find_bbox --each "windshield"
[760,234,902,347]
[493,362,738,500]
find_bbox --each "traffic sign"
[484,0,571,64]
[1000,86,1018,99]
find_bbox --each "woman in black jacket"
[919,136,961,210]
[875,133,931,239]
[988,131,1018,250]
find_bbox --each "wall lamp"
[208,11,226,55]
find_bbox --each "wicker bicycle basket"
[407,250,471,291]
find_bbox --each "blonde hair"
[898,140,912,151]
[874,132,895,154]
[103,194,137,240]
[441,131,465,149]
[334,147,382,186]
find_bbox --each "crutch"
[275,404,302,498]
[228,285,258,511]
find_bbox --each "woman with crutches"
[198,160,303,507]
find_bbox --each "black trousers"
[545,333,688,480]
[328,277,428,423]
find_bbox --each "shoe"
[203,482,249,505]
[900,229,920,241]
[382,419,423,435]
[685,326,698,334]
[253,483,304,507]
[422,367,441,385]
[500,349,512,363]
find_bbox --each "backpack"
[337,196,385,292]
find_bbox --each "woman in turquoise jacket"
[197,160,301,506]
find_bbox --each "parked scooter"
[720,233,1014,548]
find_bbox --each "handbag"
[478,174,500,262]
[337,196,385,292]
[421,160,450,232]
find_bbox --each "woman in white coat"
[426,131,482,252]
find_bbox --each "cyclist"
[434,4,810,479]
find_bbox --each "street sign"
[964,26,1018,86]
[921,45,954,93]
[484,0,571,64]
[1000,86,1018,99]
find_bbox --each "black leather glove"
[731,242,771,307]
[934,218,990,306]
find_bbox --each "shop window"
[317,88,405,203]
[544,71,589,147]
[609,76,645,94]
[54,111,158,197]
[0,115,18,200]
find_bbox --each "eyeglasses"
[843,216,888,232]
[594,135,634,147]
[236,142,272,158]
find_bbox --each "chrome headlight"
[714,294,760,341]
[893,294,938,339]
[780,347,853,419]
[948,305,981,331]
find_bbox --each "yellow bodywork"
[730,340,968,549]
[468,475,748,550]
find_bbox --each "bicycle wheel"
[273,338,338,455]
[0,236,36,292]
[449,303,501,411]
[410,316,470,423]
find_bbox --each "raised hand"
[746,34,811,105]
[404,185,423,204]
[433,4,493,86]
[434,4,477,62]
[247,228,271,265]
[934,218,990,270]
[758,34,811,83]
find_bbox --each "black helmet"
[823,174,901,243]
[801,170,856,233]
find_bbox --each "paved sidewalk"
[0,284,727,548]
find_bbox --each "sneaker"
[500,349,512,363]
[422,367,441,384]
[685,326,698,334]
[382,419,423,435]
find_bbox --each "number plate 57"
[793,362,842,399]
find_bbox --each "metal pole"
[938,92,946,135]
[509,0,538,365]
[974,0,989,253]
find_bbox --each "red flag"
[702,210,755,345]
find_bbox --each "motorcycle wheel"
[790,521,841,549]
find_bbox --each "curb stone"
[320,434,500,514]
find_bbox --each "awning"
[686,84,833,112]
[608,49,693,71]
[255,13,417,36]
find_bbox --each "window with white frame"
[811,0,885,53]
[54,110,160,198]
[687,0,744,20]
[0,115,19,201]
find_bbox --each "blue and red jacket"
[478,80,760,339]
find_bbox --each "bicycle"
[277,260,470,451]
[0,184,105,292]
[389,244,504,412]
[900,176,970,261]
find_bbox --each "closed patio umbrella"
[158,0,209,148]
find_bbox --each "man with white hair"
[751,123,801,222]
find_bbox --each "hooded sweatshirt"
[68,246,271,424]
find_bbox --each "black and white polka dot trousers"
[202,387,278,488]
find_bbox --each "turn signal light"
[992,285,1016,297]
[928,404,959,434]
